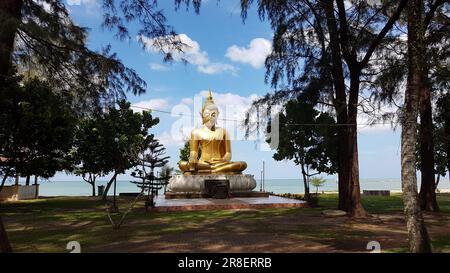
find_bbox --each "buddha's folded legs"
[178,161,212,173]
[178,161,247,174]
[178,161,190,172]
[211,161,247,173]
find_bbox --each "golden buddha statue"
[178,90,247,174]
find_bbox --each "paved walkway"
[153,195,308,212]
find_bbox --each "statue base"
[166,174,266,199]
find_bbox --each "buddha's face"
[202,104,219,129]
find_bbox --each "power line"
[130,105,397,127]
[130,105,247,122]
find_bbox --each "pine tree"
[179,140,190,162]
[131,137,169,210]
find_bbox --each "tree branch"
[360,0,408,67]
[335,0,356,63]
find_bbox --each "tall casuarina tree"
[417,0,447,211]
[434,94,450,183]
[401,0,432,253]
[240,0,407,216]
[368,0,448,211]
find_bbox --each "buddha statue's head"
[201,90,219,129]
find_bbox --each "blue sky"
[50,0,407,181]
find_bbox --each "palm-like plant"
[311,177,326,194]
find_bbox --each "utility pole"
[262,160,265,192]
[260,169,263,192]
[113,176,118,212]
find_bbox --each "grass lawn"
[1,194,449,253]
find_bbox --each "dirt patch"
[4,196,450,253]
[88,210,450,253]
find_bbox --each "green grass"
[432,234,450,253]
[278,192,450,214]
[319,194,406,214]
[1,194,450,253]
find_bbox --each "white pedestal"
[167,174,257,193]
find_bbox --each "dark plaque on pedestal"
[204,179,230,199]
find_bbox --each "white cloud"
[197,90,259,117]
[65,0,100,15]
[178,34,209,66]
[167,90,260,143]
[190,90,260,126]
[181,98,194,105]
[66,0,97,6]
[197,63,238,75]
[149,63,170,71]
[131,98,169,113]
[157,131,185,147]
[225,38,272,69]
[141,34,208,65]
[140,33,237,75]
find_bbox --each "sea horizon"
[4,177,449,197]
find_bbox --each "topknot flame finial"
[202,88,216,114]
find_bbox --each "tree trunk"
[25,175,30,186]
[0,215,12,253]
[0,0,23,82]
[435,175,440,188]
[324,0,366,216]
[91,175,96,197]
[300,164,310,201]
[91,182,96,197]
[347,69,367,217]
[418,79,438,211]
[34,175,38,199]
[347,118,366,217]
[322,0,350,211]
[102,172,117,201]
[401,0,432,253]
[445,122,450,183]
[0,173,8,192]
[336,116,350,211]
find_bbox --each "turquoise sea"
[9,178,449,196]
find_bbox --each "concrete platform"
[152,195,308,212]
